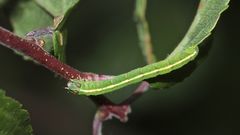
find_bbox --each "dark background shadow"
[0,0,238,135]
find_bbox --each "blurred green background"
[0,0,237,135]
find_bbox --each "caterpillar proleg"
[67,0,230,96]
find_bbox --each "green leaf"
[150,0,230,89]
[169,0,230,57]
[10,0,52,36]
[67,0,230,96]
[34,0,80,17]
[10,0,54,58]
[34,0,80,29]
[10,0,75,61]
[0,89,33,135]
[149,38,213,89]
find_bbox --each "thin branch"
[121,81,150,105]
[92,1,157,134]
[93,105,131,135]
[91,81,150,135]
[0,26,115,110]
[120,0,155,106]
[135,0,156,64]
[0,25,149,135]
[0,26,112,81]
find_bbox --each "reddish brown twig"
[0,26,150,135]
[0,26,111,81]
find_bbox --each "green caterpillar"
[68,47,198,95]
[67,0,230,96]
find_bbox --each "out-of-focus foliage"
[0,0,7,8]
[34,0,80,17]
[10,0,52,53]
[10,0,81,60]
[10,0,52,36]
[0,89,33,135]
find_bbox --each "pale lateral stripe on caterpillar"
[67,0,230,96]
[67,47,198,95]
